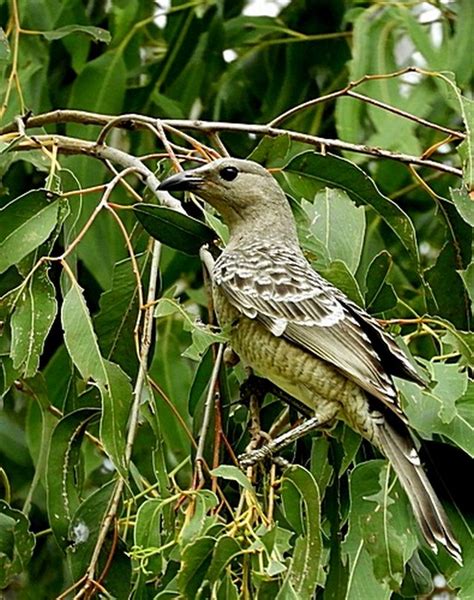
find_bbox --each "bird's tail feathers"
[376,416,462,565]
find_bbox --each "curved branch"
[2,112,463,177]
[11,134,186,213]
[267,67,465,140]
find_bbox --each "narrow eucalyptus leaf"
[99,361,132,477]
[61,282,107,383]
[67,480,117,580]
[134,204,216,255]
[39,25,111,43]
[0,501,35,588]
[46,408,99,548]
[10,266,57,377]
[177,536,215,597]
[0,190,60,274]
[281,466,322,598]
[207,535,241,584]
[211,465,255,496]
[365,251,397,314]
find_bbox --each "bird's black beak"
[158,170,204,192]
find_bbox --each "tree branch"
[10,134,186,213]
[2,113,463,177]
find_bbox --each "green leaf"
[0,27,10,62]
[99,361,132,476]
[179,490,218,546]
[206,535,242,585]
[431,363,468,424]
[310,437,333,499]
[364,251,397,314]
[0,406,31,468]
[280,466,322,598]
[300,188,366,274]
[155,297,227,361]
[337,424,363,476]
[67,480,117,580]
[61,280,131,472]
[61,281,107,383]
[459,262,474,304]
[442,329,474,368]
[283,152,420,267]
[456,95,473,190]
[46,408,99,548]
[23,375,58,514]
[399,375,474,458]
[216,571,239,600]
[360,465,415,589]
[133,498,165,575]
[177,536,215,598]
[336,7,427,157]
[182,326,226,361]
[38,25,111,43]
[0,190,60,274]
[134,204,216,255]
[425,242,470,330]
[10,266,57,377]
[248,134,307,168]
[225,15,292,47]
[449,537,474,600]
[450,187,474,227]
[318,260,365,307]
[211,465,256,497]
[0,501,36,588]
[95,254,149,378]
[343,461,417,599]
[188,347,214,416]
[149,318,194,472]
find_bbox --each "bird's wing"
[215,245,421,419]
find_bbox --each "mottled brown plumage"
[158,158,462,563]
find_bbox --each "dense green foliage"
[0,0,472,597]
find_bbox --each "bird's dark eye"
[219,166,239,181]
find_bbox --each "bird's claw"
[239,445,290,469]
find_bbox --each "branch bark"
[2,111,463,177]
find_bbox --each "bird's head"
[158,158,297,241]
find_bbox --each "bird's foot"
[239,415,325,468]
[239,444,290,468]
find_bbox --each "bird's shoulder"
[214,241,341,324]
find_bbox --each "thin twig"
[194,343,225,487]
[268,67,465,139]
[77,241,162,596]
[346,90,463,139]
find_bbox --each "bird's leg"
[240,375,299,453]
[239,375,320,467]
[239,406,338,468]
[240,375,313,418]
[240,371,272,452]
